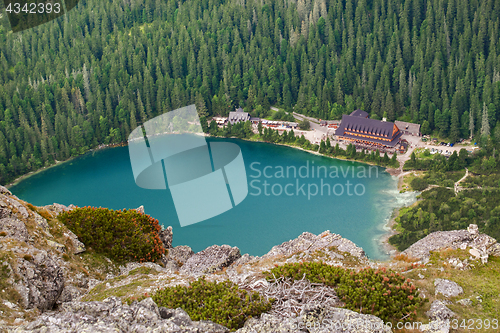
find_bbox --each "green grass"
[82,277,158,302]
[401,249,500,332]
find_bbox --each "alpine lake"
[9,137,418,260]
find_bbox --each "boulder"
[262,230,366,260]
[0,185,12,195]
[46,240,66,253]
[402,224,499,260]
[235,313,298,333]
[56,284,85,305]
[32,212,52,237]
[467,224,479,235]
[159,226,173,249]
[231,253,256,267]
[13,249,65,311]
[456,298,472,306]
[43,203,74,216]
[63,230,86,254]
[1,195,29,219]
[119,261,165,276]
[162,245,194,270]
[166,245,194,264]
[135,205,145,214]
[180,244,241,276]
[300,307,392,333]
[0,217,29,242]
[14,297,229,333]
[235,308,391,333]
[419,319,450,333]
[434,279,463,298]
[426,300,456,321]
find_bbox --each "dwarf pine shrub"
[263,262,423,323]
[152,277,273,331]
[58,207,165,262]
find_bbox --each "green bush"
[263,262,423,323]
[410,177,429,191]
[152,278,273,331]
[299,119,310,130]
[58,207,165,263]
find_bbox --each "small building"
[335,110,402,148]
[399,141,408,153]
[394,121,421,136]
[327,120,340,128]
[320,120,327,126]
[213,117,228,125]
[250,117,261,124]
[228,107,250,124]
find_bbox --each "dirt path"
[454,168,469,194]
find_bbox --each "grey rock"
[434,279,463,298]
[402,224,499,260]
[164,260,180,272]
[1,195,29,219]
[191,320,231,333]
[119,261,165,276]
[63,230,86,254]
[262,230,366,260]
[43,203,75,216]
[165,245,194,266]
[135,205,145,214]
[13,249,65,311]
[488,243,500,256]
[426,300,456,321]
[235,313,298,333]
[33,212,52,237]
[46,239,66,253]
[419,319,450,333]
[56,284,84,305]
[467,224,479,235]
[232,253,256,267]
[0,217,29,242]
[158,308,191,327]
[162,245,194,271]
[13,297,228,333]
[301,307,392,333]
[159,226,173,249]
[456,298,472,306]
[236,308,391,333]
[0,185,12,195]
[180,244,241,276]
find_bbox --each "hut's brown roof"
[335,114,402,147]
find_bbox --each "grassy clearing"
[82,277,158,302]
[395,250,500,333]
[400,172,424,192]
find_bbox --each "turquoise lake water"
[9,138,416,260]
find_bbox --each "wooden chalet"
[335,111,402,148]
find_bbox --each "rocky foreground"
[1,185,499,332]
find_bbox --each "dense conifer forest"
[1,0,500,184]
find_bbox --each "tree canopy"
[1,0,500,183]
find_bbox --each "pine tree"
[481,102,490,137]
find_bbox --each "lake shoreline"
[5,142,127,189]
[7,134,405,260]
